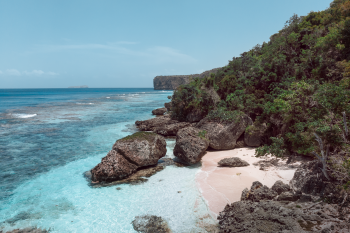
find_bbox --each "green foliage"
[206,108,244,123]
[198,130,207,140]
[255,137,286,157]
[119,132,157,142]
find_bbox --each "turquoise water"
[0,89,214,232]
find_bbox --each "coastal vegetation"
[170,0,350,191]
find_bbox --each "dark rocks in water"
[197,114,252,150]
[271,180,291,195]
[132,215,172,233]
[1,228,48,233]
[173,127,209,164]
[112,132,166,167]
[218,157,249,167]
[241,181,278,202]
[91,132,166,182]
[91,150,138,182]
[152,107,167,115]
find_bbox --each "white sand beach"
[196,147,299,218]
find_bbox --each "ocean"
[0,88,214,233]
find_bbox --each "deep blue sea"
[0,88,214,233]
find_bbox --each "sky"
[0,0,332,88]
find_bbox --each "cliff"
[153,68,220,90]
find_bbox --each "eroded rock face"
[113,132,166,167]
[132,215,172,233]
[218,157,249,167]
[153,122,192,137]
[244,122,267,147]
[91,150,138,182]
[277,191,301,202]
[271,180,291,195]
[197,114,252,150]
[152,107,167,115]
[173,127,209,164]
[241,181,278,202]
[185,110,204,123]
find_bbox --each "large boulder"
[218,157,249,167]
[91,150,138,182]
[91,132,166,182]
[271,180,291,195]
[152,107,167,115]
[153,122,192,137]
[241,181,278,202]
[132,215,172,233]
[113,132,166,167]
[197,114,252,150]
[173,127,209,164]
[244,122,267,147]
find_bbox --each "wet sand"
[196,147,298,218]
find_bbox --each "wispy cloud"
[33,42,196,63]
[0,69,59,76]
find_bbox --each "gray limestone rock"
[271,180,291,195]
[218,157,249,167]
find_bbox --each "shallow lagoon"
[0,89,214,232]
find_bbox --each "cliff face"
[153,68,220,90]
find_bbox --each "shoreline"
[196,147,299,218]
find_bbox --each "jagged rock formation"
[173,127,209,164]
[91,132,166,182]
[153,68,220,90]
[152,108,167,115]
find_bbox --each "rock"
[197,114,252,150]
[241,181,278,201]
[152,107,167,115]
[132,215,172,233]
[218,157,249,167]
[113,132,166,167]
[164,102,172,111]
[290,160,332,197]
[153,122,192,137]
[1,228,48,233]
[91,150,138,182]
[244,122,267,147]
[271,180,291,195]
[277,191,301,202]
[185,110,204,123]
[173,127,209,164]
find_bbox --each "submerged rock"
[173,127,209,164]
[218,157,249,167]
[113,132,166,167]
[152,107,167,115]
[197,114,252,150]
[1,228,48,233]
[132,215,172,233]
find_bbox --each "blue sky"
[0,0,332,88]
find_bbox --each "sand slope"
[196,147,298,218]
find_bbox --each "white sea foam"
[76,103,94,105]
[106,97,110,99]
[11,113,37,119]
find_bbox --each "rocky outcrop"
[152,108,167,115]
[135,115,193,136]
[218,157,249,167]
[197,114,252,150]
[112,132,166,167]
[244,122,267,147]
[164,102,172,111]
[241,181,278,202]
[132,215,172,233]
[153,68,220,90]
[173,127,209,164]
[272,180,291,195]
[91,132,166,182]
[219,180,350,232]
